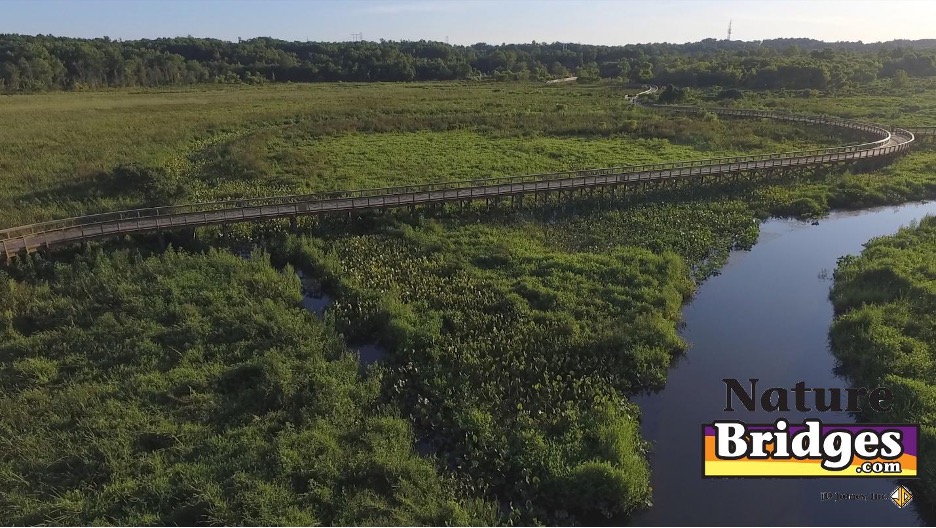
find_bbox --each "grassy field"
[0,82,845,228]
[705,78,936,125]
[4,80,936,525]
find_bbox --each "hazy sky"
[2,0,933,45]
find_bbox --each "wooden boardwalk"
[0,98,919,261]
[905,127,936,143]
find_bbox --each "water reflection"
[352,344,385,367]
[295,268,387,368]
[295,268,332,316]
[630,202,936,526]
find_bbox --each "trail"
[0,88,920,260]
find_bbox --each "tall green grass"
[1,82,845,228]
[830,216,936,521]
[0,249,496,525]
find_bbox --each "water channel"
[295,268,386,368]
[277,201,935,524]
[630,201,936,526]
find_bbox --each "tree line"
[2,33,936,91]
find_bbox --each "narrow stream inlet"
[630,202,936,526]
[295,269,386,368]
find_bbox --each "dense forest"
[3,34,936,91]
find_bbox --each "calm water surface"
[630,202,936,526]
[296,269,386,367]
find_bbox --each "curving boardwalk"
[0,93,920,261]
[905,126,936,142]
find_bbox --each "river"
[630,201,936,526]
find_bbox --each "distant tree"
[576,62,600,83]
[658,84,688,103]
[636,61,654,83]
[532,63,549,81]
[598,60,622,78]
[1,34,936,91]
[717,87,744,100]
[549,61,570,78]
[893,68,911,89]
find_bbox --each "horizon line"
[2,32,935,48]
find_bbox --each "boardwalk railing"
[903,127,936,142]
[0,98,919,260]
[649,103,893,140]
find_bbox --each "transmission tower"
[727,20,732,41]
[351,32,363,42]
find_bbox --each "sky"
[1,0,934,46]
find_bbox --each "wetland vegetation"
[0,249,497,525]
[3,53,936,524]
[830,216,936,518]
[0,81,847,228]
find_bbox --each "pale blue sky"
[1,0,933,45]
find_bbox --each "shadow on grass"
[16,164,185,209]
